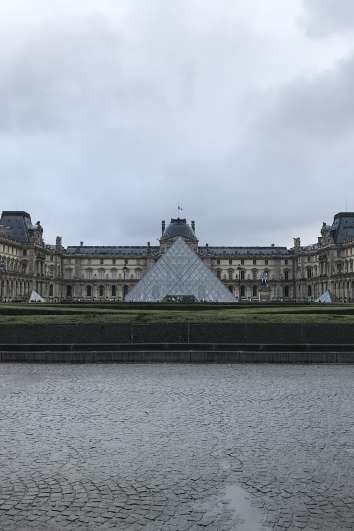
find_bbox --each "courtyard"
[0,364,353,530]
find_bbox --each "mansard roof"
[65,244,289,257]
[331,212,354,244]
[161,218,197,242]
[0,211,35,243]
[66,245,160,256]
[199,246,289,256]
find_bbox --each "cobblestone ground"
[0,364,353,530]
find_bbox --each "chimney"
[191,220,195,232]
[80,241,83,247]
[56,236,62,249]
[147,241,151,254]
[161,220,165,235]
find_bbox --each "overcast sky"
[1,0,354,248]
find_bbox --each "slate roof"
[199,246,289,256]
[66,246,160,256]
[65,244,289,257]
[331,213,354,244]
[161,218,197,242]
[0,211,35,243]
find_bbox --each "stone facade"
[1,210,354,302]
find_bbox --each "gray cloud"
[1,0,353,248]
[302,0,354,38]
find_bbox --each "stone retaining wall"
[1,322,354,344]
[0,350,354,363]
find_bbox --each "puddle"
[224,483,266,530]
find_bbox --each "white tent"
[29,290,46,303]
[315,290,333,304]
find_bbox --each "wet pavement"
[0,363,353,530]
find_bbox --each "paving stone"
[0,364,353,530]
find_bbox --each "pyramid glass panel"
[125,238,235,302]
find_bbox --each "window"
[229,258,232,265]
[49,284,54,297]
[253,258,256,265]
[241,258,244,265]
[217,259,220,265]
[308,285,312,297]
[265,258,268,265]
[284,270,289,281]
[240,285,245,297]
[86,285,92,297]
[66,285,72,298]
[228,285,233,293]
[111,285,116,297]
[100,258,104,265]
[240,270,245,281]
[252,269,257,280]
[284,285,289,298]
[228,269,233,280]
[216,269,221,279]
[23,249,27,256]
[285,259,288,265]
[112,258,116,265]
[252,285,257,297]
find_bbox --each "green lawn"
[1,303,354,325]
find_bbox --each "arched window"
[99,285,104,297]
[240,285,245,298]
[86,285,92,297]
[252,285,257,297]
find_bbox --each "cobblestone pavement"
[0,364,354,530]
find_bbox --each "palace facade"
[1,210,354,302]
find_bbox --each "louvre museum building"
[1,210,354,303]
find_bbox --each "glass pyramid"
[126,237,235,303]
